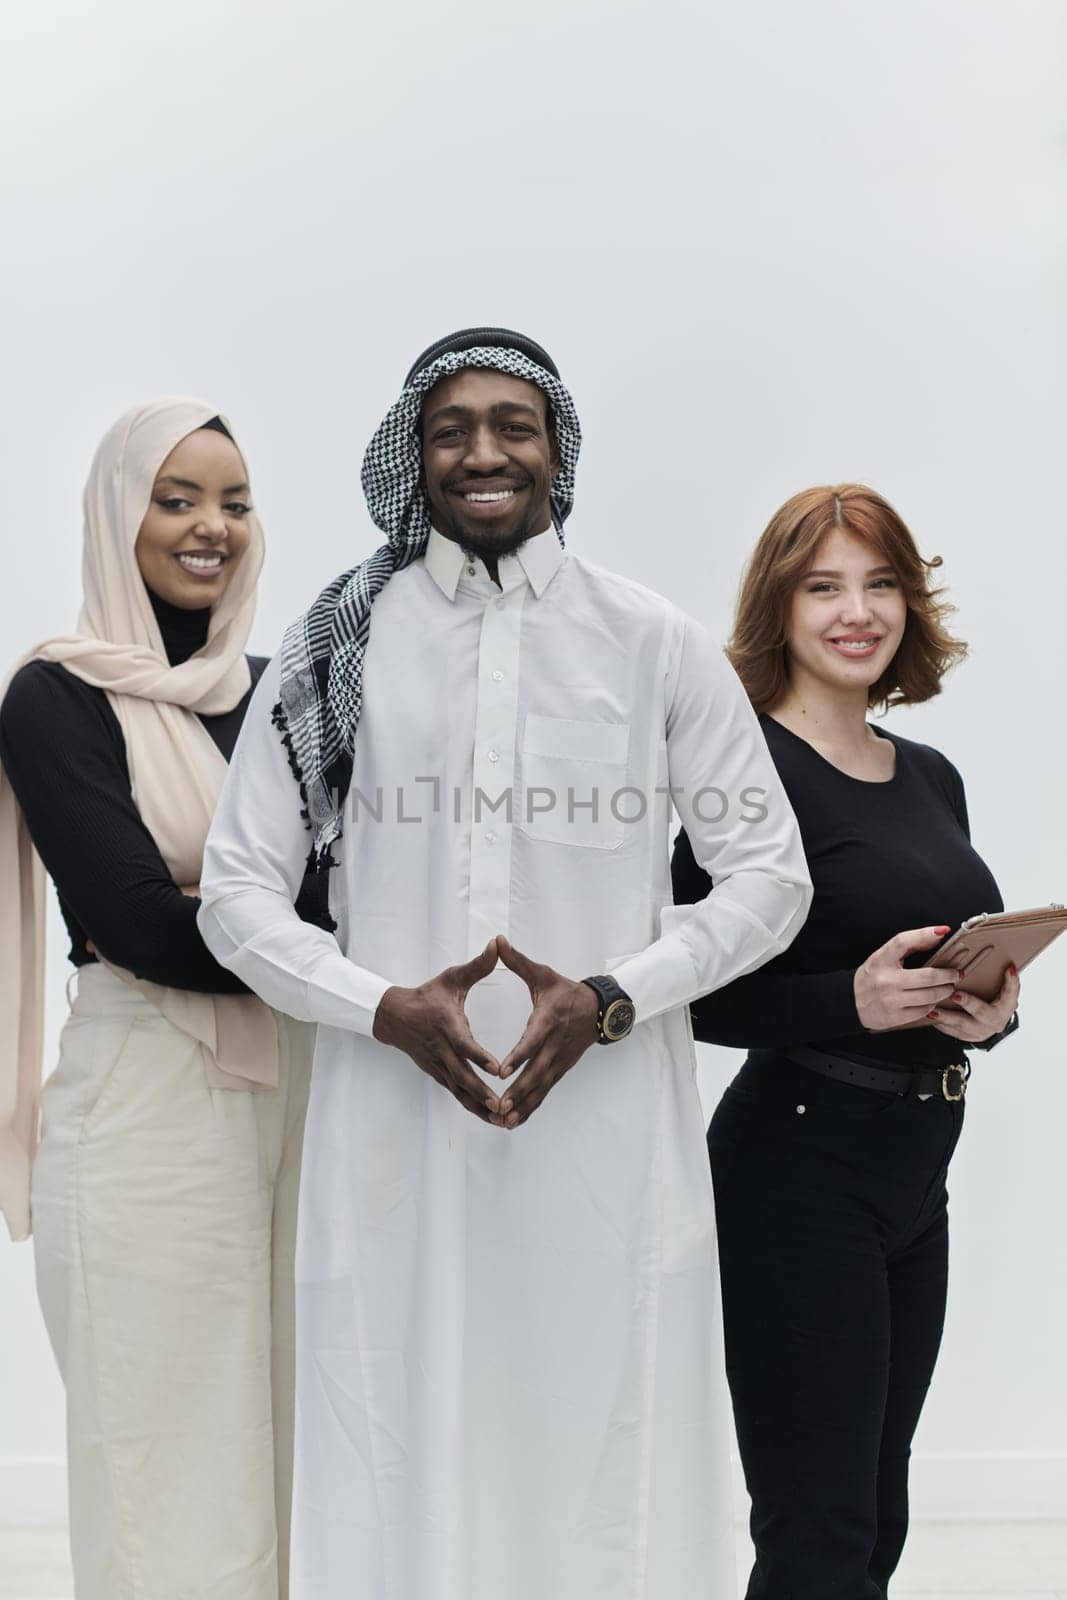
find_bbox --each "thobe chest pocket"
[517,714,630,850]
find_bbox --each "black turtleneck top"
[0,591,327,993]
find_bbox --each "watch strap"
[581,975,635,1043]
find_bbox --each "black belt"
[786,1045,970,1103]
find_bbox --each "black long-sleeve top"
[0,591,327,993]
[672,715,1010,1069]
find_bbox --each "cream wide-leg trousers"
[31,964,314,1600]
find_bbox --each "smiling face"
[420,368,560,559]
[785,527,908,699]
[134,427,253,610]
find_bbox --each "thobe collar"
[423,524,564,602]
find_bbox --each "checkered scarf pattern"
[273,346,582,861]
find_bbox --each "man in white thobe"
[199,328,811,1599]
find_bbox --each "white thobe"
[199,527,812,1600]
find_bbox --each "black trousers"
[708,1051,965,1600]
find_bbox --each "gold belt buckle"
[941,1062,969,1102]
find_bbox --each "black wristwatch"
[581,976,636,1044]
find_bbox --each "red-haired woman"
[672,485,1019,1600]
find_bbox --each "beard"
[458,523,534,562]
[441,507,538,562]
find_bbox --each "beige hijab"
[0,398,280,1242]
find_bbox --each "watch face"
[603,999,635,1040]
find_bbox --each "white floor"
[2,1522,1066,1598]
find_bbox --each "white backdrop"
[1,0,1065,1525]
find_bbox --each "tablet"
[930,904,1067,1003]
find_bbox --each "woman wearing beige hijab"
[0,399,318,1599]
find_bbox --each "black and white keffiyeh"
[273,332,581,863]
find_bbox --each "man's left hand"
[495,936,600,1128]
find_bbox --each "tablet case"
[930,904,1067,1003]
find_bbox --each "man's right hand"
[373,938,504,1124]
[854,926,962,1032]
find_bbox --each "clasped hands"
[373,936,601,1129]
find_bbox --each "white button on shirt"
[199,526,812,1599]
